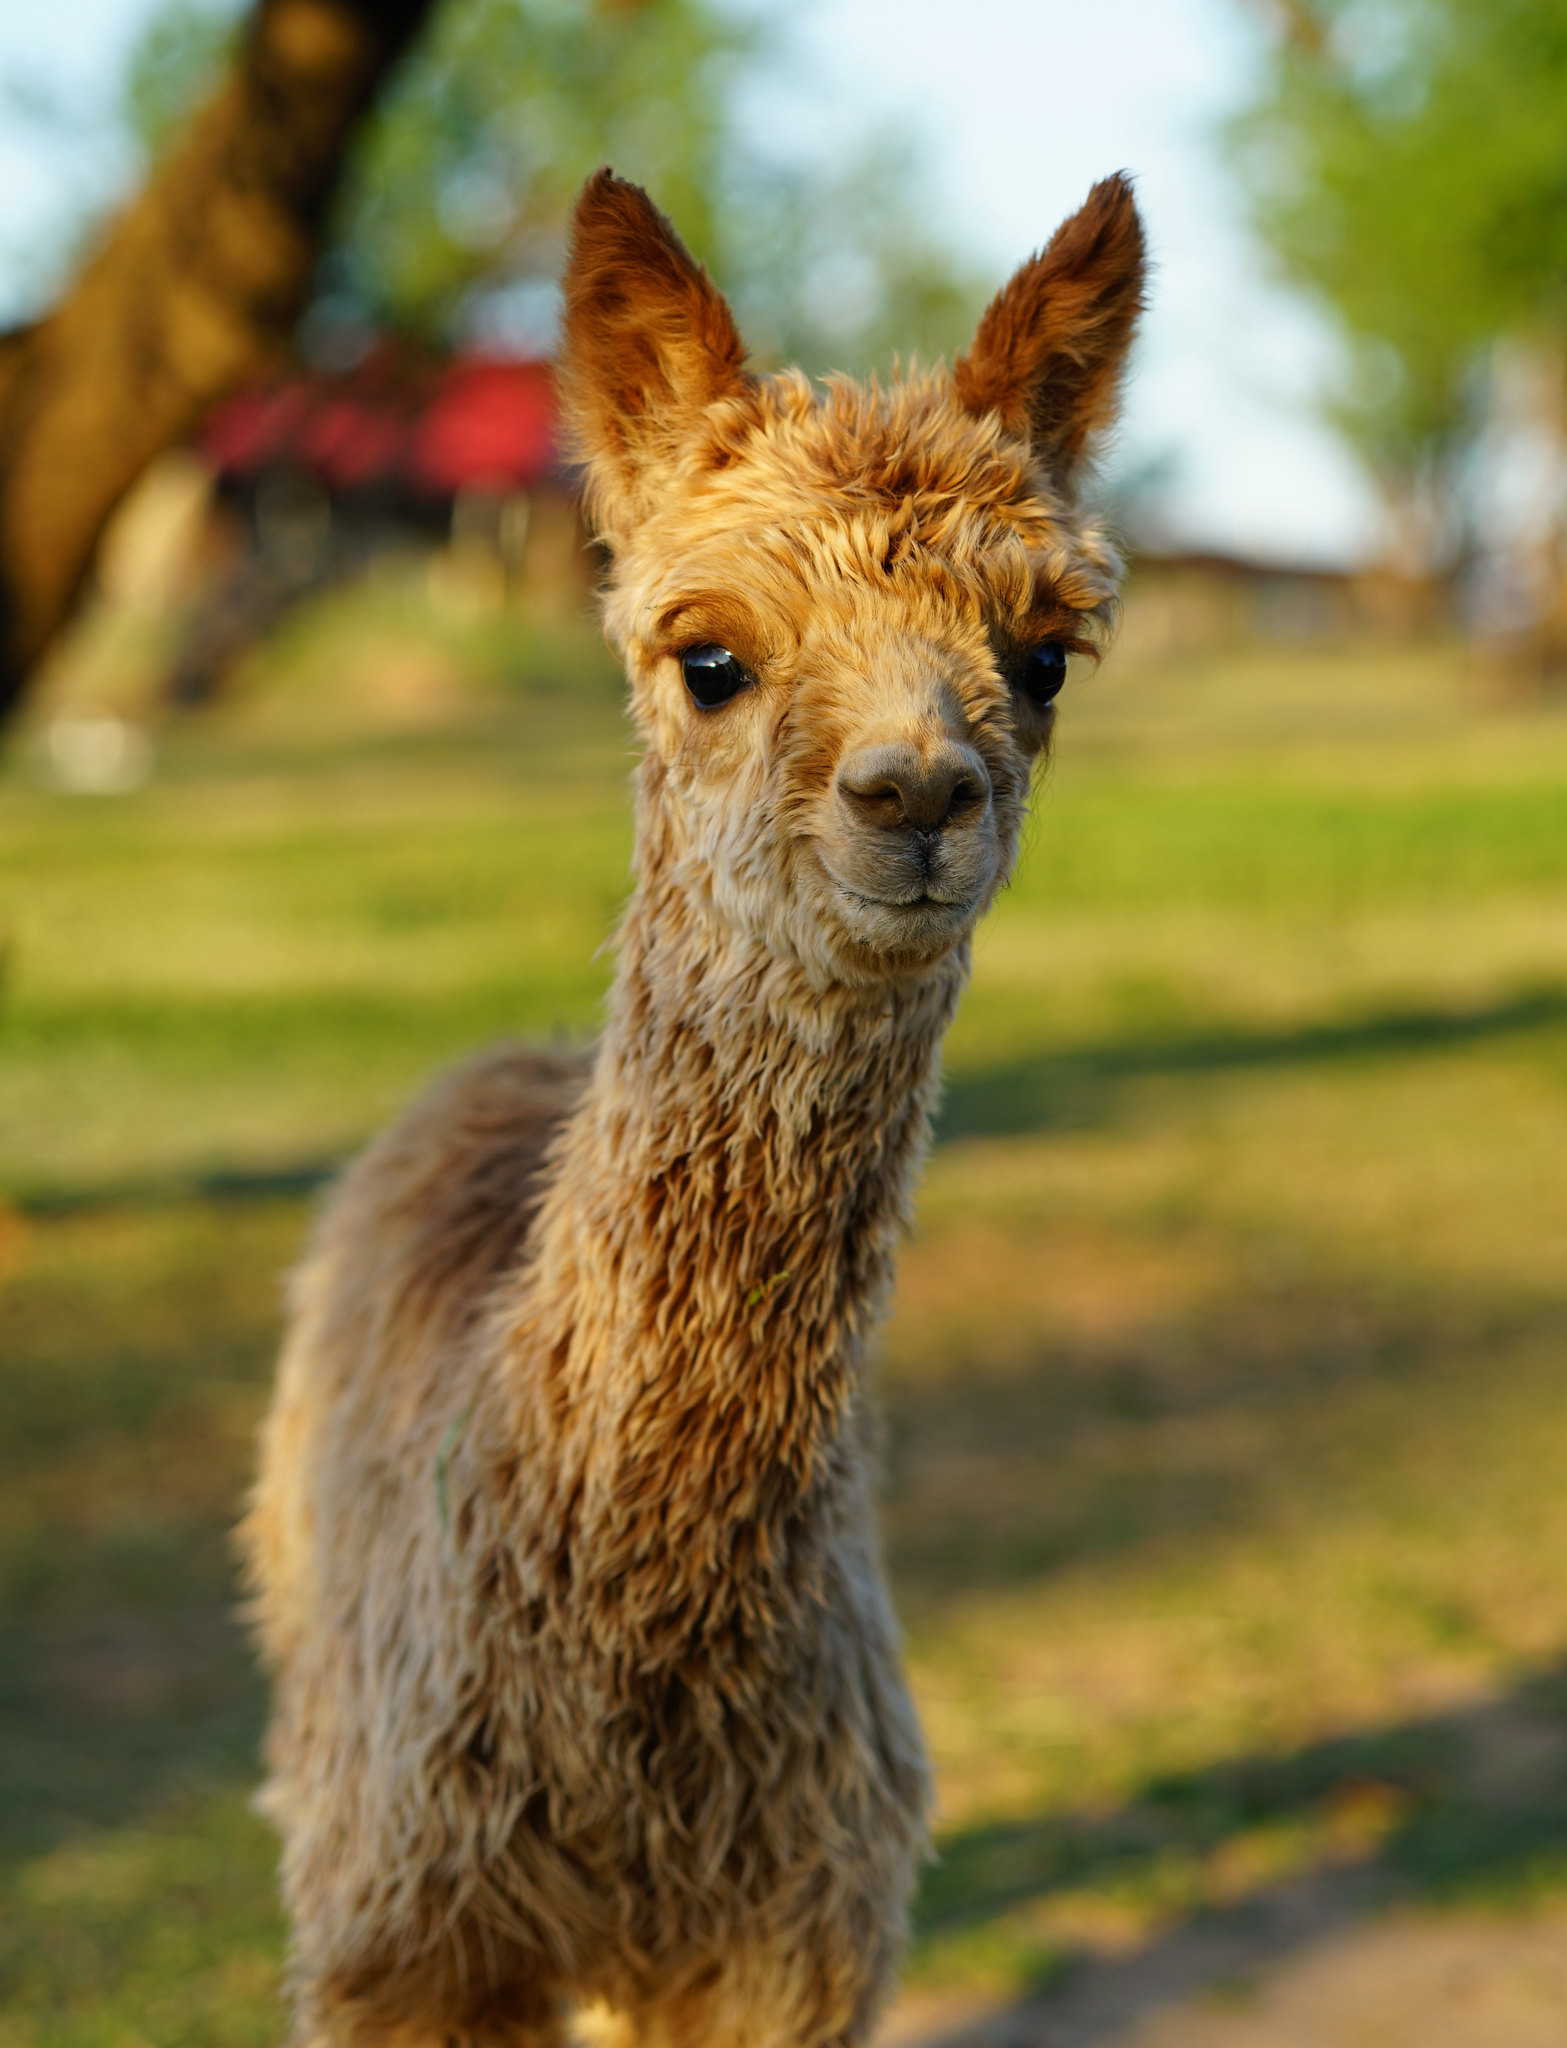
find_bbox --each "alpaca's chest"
[444,1514,929,1968]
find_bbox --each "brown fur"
[243,168,1145,2047]
[953,172,1145,486]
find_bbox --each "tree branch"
[0,0,435,726]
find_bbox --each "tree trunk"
[0,0,434,727]
[1469,337,1567,699]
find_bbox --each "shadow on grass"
[881,1265,1565,1615]
[907,1664,1567,2046]
[10,985,1565,1217]
[938,985,1567,1141]
[0,1199,293,1870]
[0,1605,265,1866]
[12,1157,340,1219]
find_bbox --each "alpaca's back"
[243,1043,588,1677]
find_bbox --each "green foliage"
[121,0,237,159]
[712,137,988,376]
[335,0,745,346]
[119,0,986,376]
[1230,0,1567,484]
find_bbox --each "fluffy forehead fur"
[604,366,1125,660]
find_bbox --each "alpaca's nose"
[836,741,991,832]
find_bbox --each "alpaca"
[243,167,1145,2048]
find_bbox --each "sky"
[0,0,1385,567]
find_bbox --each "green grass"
[3,605,1567,2038]
[0,1199,291,2044]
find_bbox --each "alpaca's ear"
[954,174,1146,490]
[560,169,750,522]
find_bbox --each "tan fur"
[243,169,1145,2048]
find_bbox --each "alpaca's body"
[246,170,1144,2046]
[249,950,946,2045]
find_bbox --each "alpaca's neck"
[510,818,963,1634]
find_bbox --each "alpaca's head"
[561,171,1145,989]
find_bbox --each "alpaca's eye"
[1018,642,1069,708]
[681,644,751,709]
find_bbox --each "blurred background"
[2,1,1566,2042]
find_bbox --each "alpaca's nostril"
[837,742,991,833]
[946,772,987,822]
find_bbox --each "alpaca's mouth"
[825,874,983,959]
[838,884,973,915]
[808,842,993,962]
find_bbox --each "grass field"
[3,593,1567,2045]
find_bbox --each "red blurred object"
[413,359,558,495]
[201,345,562,502]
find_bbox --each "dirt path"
[881,1892,1567,2048]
